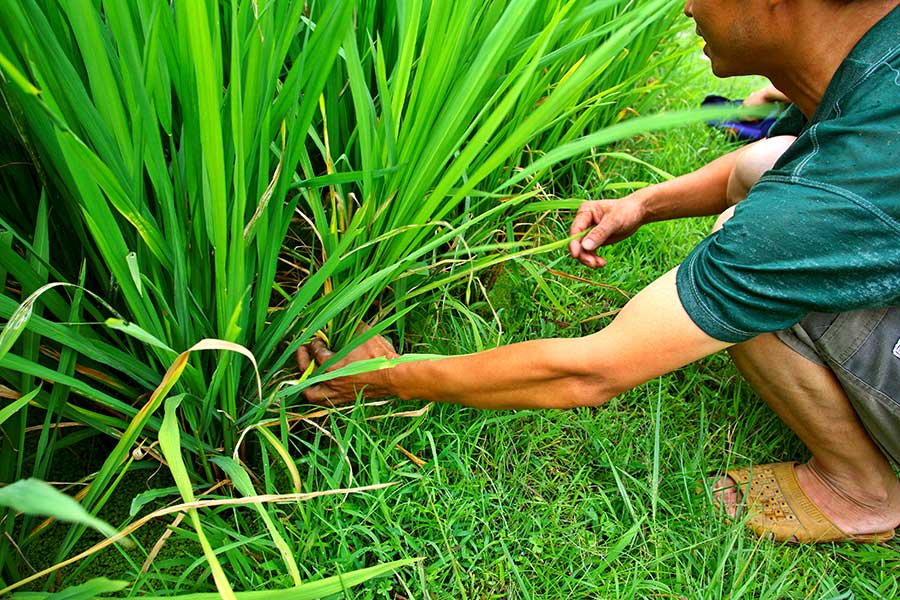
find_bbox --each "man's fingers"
[570,218,612,268]
[301,384,322,402]
[569,208,595,237]
[573,250,607,268]
[297,334,375,407]
[303,386,339,406]
[302,384,356,407]
[585,253,608,268]
[376,335,397,354]
[302,385,331,404]
[569,208,598,258]
[568,238,582,259]
[570,203,615,251]
[296,345,312,371]
[581,222,612,252]
[310,338,335,365]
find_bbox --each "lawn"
[1,2,898,599]
[265,62,900,599]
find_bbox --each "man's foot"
[713,460,900,541]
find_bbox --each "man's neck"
[766,0,899,118]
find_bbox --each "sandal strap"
[731,462,844,542]
[723,462,896,543]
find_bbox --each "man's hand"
[295,331,399,406]
[743,83,789,107]
[568,195,646,268]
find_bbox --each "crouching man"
[298,0,900,543]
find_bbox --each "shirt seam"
[791,124,819,180]
[836,46,900,115]
[681,250,756,339]
[815,44,900,131]
[862,44,900,80]
[759,175,900,237]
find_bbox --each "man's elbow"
[541,337,637,409]
[557,375,622,409]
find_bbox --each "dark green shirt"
[676,5,900,343]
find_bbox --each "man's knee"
[726,135,796,206]
[712,204,736,233]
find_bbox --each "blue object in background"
[702,94,781,142]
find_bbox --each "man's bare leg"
[711,135,797,233]
[713,134,899,536]
[722,335,900,536]
[724,135,796,206]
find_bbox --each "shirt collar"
[811,3,900,125]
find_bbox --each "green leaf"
[125,252,142,297]
[159,396,237,600]
[211,456,303,586]
[499,104,773,190]
[136,559,421,600]
[0,282,70,363]
[105,318,175,353]
[0,386,41,427]
[596,151,675,181]
[293,353,441,393]
[11,577,129,600]
[128,485,183,517]
[0,50,40,95]
[0,479,119,541]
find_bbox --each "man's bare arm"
[298,269,731,409]
[569,147,745,267]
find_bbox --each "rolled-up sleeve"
[676,179,900,343]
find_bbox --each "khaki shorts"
[776,307,900,465]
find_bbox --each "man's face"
[684,0,767,77]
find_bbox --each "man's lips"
[695,28,708,54]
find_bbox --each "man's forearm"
[383,337,613,410]
[635,147,741,224]
[378,270,731,410]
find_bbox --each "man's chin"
[702,48,737,78]
[710,64,729,78]
[708,59,738,79]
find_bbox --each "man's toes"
[711,475,742,518]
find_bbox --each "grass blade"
[0,385,40,426]
[159,395,237,600]
[0,479,121,541]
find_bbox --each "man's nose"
[684,0,693,18]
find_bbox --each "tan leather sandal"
[722,462,896,544]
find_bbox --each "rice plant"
[0,0,737,594]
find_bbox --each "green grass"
[212,56,900,598]
[38,52,887,600]
[1,1,703,594]
[3,6,898,598]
